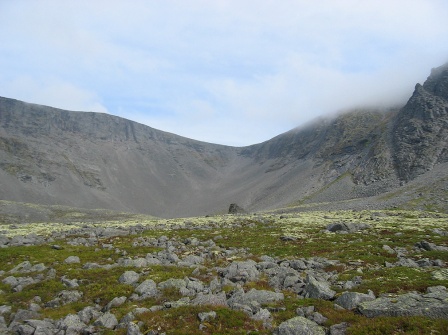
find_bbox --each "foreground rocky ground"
[1,210,448,334]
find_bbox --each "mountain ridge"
[1,63,447,217]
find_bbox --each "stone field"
[1,209,448,334]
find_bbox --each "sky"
[1,1,448,146]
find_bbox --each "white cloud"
[4,76,108,114]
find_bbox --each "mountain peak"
[423,62,448,100]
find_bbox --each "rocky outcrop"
[393,63,448,181]
[228,203,247,214]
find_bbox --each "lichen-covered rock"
[93,312,118,329]
[118,271,140,285]
[102,296,127,312]
[303,275,336,300]
[227,288,284,309]
[326,222,370,233]
[198,311,217,322]
[358,287,448,318]
[334,291,375,310]
[274,316,326,335]
[191,292,228,306]
[64,256,80,264]
[222,260,260,282]
[56,314,87,335]
[135,279,159,298]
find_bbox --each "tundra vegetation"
[1,208,448,334]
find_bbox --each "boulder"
[303,275,336,300]
[222,260,260,282]
[102,296,127,312]
[326,222,370,233]
[93,312,118,329]
[198,311,217,322]
[415,240,448,252]
[334,291,375,310]
[158,278,187,291]
[64,256,80,264]
[228,203,246,214]
[275,316,326,335]
[78,306,102,324]
[191,292,228,306]
[24,319,58,335]
[127,322,142,335]
[432,269,448,280]
[329,322,349,335]
[228,288,284,308]
[56,314,87,334]
[358,287,448,318]
[135,279,159,298]
[45,290,83,307]
[118,271,140,285]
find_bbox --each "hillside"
[0,63,447,217]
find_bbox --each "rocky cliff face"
[393,63,448,181]
[0,63,447,217]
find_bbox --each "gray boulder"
[118,271,140,285]
[24,319,58,335]
[334,291,375,310]
[45,290,83,307]
[228,288,284,308]
[135,279,159,298]
[64,256,80,264]
[61,276,79,288]
[132,258,148,268]
[0,305,12,316]
[158,278,187,291]
[102,296,127,312]
[181,255,205,266]
[144,256,162,266]
[222,260,260,282]
[191,292,228,306]
[0,316,6,333]
[56,314,87,335]
[198,311,217,322]
[275,316,326,335]
[93,312,118,329]
[326,222,370,233]
[358,287,448,318]
[303,275,336,300]
[432,269,448,280]
[17,324,36,335]
[415,240,448,252]
[8,309,41,333]
[329,322,349,335]
[0,234,9,247]
[9,261,46,273]
[127,322,142,335]
[78,306,102,324]
[157,250,180,264]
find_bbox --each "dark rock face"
[393,63,448,181]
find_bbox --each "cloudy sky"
[1,1,448,146]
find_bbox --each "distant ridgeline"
[0,63,447,217]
